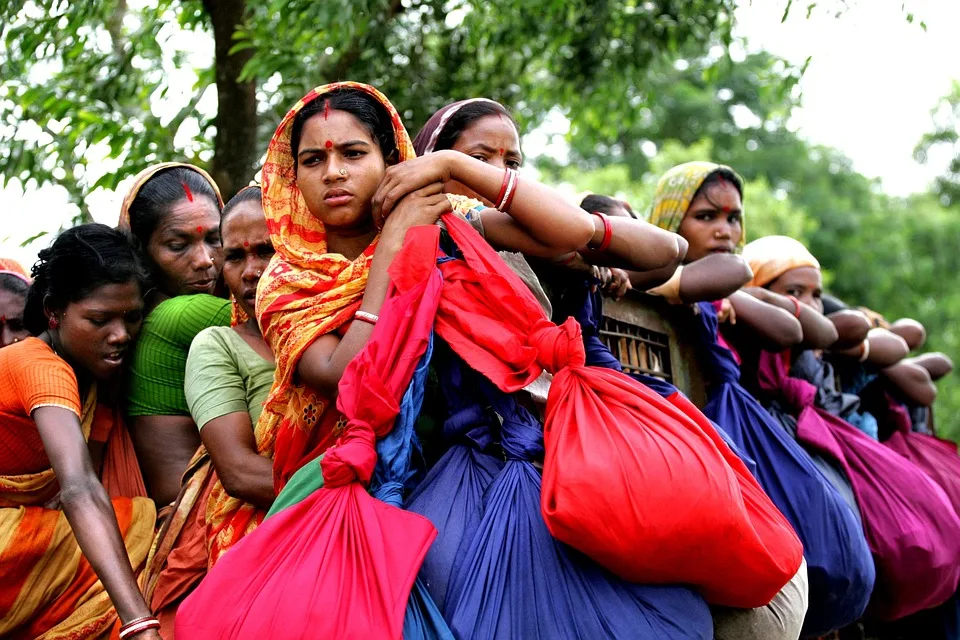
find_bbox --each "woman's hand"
[603,268,632,300]
[373,152,460,222]
[378,182,452,246]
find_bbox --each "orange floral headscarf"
[254,82,416,488]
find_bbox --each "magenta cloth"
[882,392,960,517]
[176,227,443,639]
[758,350,960,620]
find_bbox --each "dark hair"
[221,186,263,227]
[0,273,29,298]
[24,224,150,335]
[691,168,744,210]
[821,293,849,315]
[127,167,220,247]
[430,101,519,153]
[290,89,398,167]
[580,194,636,219]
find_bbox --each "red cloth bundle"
[176,229,442,639]
[434,214,803,608]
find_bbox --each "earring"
[48,315,60,330]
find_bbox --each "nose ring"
[339,168,347,176]
[256,271,262,277]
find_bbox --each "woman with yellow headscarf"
[648,165,882,638]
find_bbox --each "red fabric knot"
[529,317,585,373]
[320,420,378,488]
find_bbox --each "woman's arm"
[833,328,909,368]
[201,415,274,509]
[904,352,954,381]
[33,406,158,632]
[131,415,202,507]
[889,318,926,351]
[881,361,938,407]
[297,184,450,395]
[726,290,804,350]
[557,218,684,271]
[374,151,595,256]
[742,287,838,349]
[827,310,871,350]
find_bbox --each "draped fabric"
[403,342,713,638]
[176,225,441,639]
[692,302,874,636]
[757,349,960,620]
[433,213,802,608]
[0,339,155,639]
[254,82,417,491]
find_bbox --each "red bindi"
[196,226,203,233]
[499,148,504,155]
[181,182,194,202]
[325,140,333,148]
[243,241,250,247]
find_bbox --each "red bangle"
[496,169,519,211]
[495,168,511,207]
[786,295,802,318]
[588,212,613,252]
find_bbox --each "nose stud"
[339,168,347,176]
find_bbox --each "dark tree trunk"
[202,0,257,199]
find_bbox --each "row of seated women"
[0,81,956,640]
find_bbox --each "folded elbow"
[59,478,101,507]
[218,470,253,502]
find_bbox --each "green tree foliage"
[915,80,960,207]
[1,0,737,218]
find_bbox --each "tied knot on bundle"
[321,420,378,488]
[530,317,585,373]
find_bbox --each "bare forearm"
[744,287,837,348]
[216,454,275,509]
[882,361,937,406]
[828,310,870,349]
[729,290,803,349]
[451,154,593,253]
[580,220,683,271]
[905,353,954,381]
[60,481,151,623]
[679,255,752,303]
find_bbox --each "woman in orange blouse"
[0,224,159,639]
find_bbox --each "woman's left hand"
[603,268,632,300]
[373,151,459,223]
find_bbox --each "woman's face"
[0,288,28,348]
[53,280,144,380]
[145,196,223,297]
[446,114,522,207]
[677,180,743,263]
[221,201,274,320]
[768,266,824,312]
[295,108,387,232]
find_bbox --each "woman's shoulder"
[0,337,70,372]
[144,294,231,342]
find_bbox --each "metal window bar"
[599,316,673,380]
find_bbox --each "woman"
[0,260,30,347]
[412,98,685,279]
[0,225,158,639]
[648,164,875,638]
[119,163,232,508]
[255,82,639,491]
[140,186,275,636]
[743,234,960,624]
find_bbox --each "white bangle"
[354,310,378,326]
[859,339,871,363]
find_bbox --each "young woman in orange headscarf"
[253,82,639,492]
